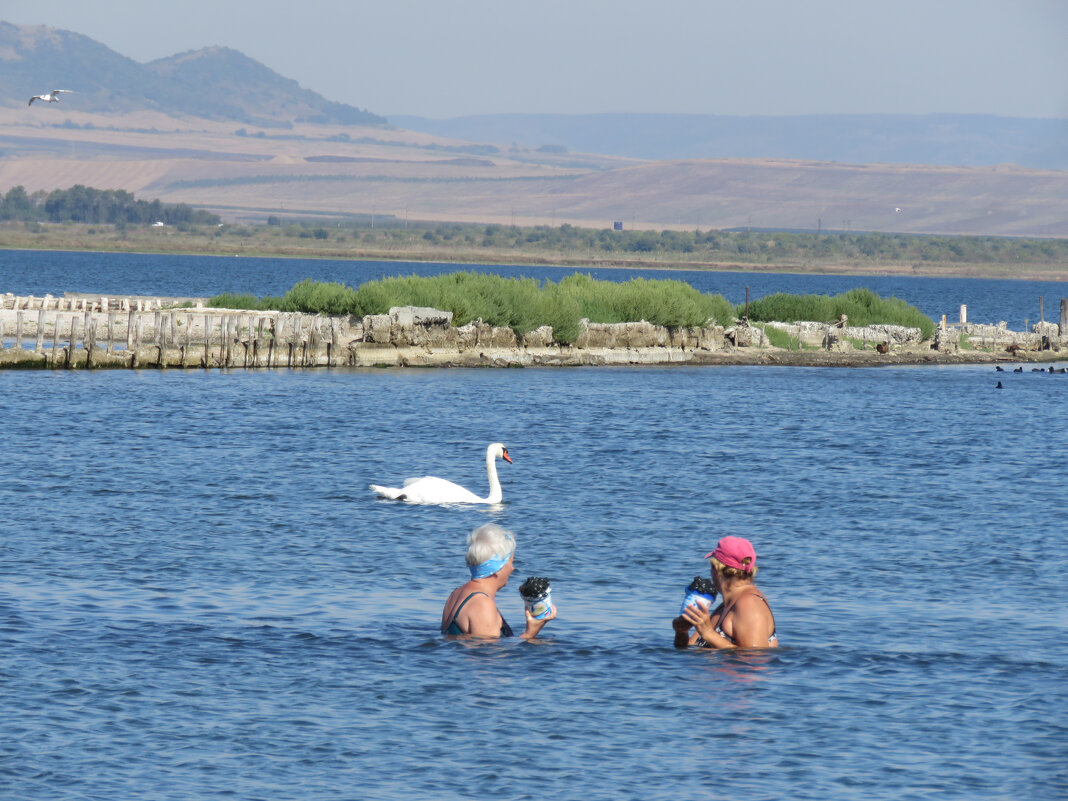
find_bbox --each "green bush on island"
[209,272,737,344]
[741,288,935,340]
[209,275,935,344]
[759,325,802,351]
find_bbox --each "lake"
[1,252,1066,800]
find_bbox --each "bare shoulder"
[461,591,497,617]
[734,590,773,618]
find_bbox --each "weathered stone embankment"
[1,294,1065,369]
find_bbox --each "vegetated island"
[2,274,1064,370]
[3,185,1068,280]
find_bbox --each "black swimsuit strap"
[448,591,489,627]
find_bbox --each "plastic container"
[680,576,717,615]
[519,576,553,620]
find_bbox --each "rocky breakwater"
[352,306,728,367]
[2,295,1065,369]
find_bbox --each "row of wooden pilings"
[1,293,175,312]
[0,307,350,369]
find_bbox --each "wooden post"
[170,312,178,345]
[959,304,967,325]
[157,312,167,367]
[15,311,24,351]
[329,318,339,366]
[36,309,45,352]
[127,309,136,350]
[153,311,162,346]
[46,314,57,366]
[256,317,266,367]
[107,312,115,354]
[269,317,277,367]
[1060,298,1067,335]
[287,315,295,367]
[0,313,5,350]
[86,317,96,369]
[182,313,191,367]
[224,315,233,367]
[294,315,304,367]
[69,315,81,368]
[309,316,321,366]
[1040,296,1044,324]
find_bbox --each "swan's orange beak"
[502,449,512,463]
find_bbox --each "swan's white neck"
[484,448,503,504]
[480,452,499,501]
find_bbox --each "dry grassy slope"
[2,109,1068,235]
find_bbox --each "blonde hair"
[710,557,758,581]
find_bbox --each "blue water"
[2,252,1068,800]
[1,248,1065,329]
[2,365,1067,800]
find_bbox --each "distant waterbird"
[28,89,73,105]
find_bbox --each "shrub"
[744,288,935,340]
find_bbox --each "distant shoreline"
[3,236,1068,283]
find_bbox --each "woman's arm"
[724,594,774,649]
[462,594,509,637]
[520,605,556,640]
[681,604,735,649]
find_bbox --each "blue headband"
[469,537,514,579]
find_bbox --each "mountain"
[0,21,385,127]
[389,112,1068,170]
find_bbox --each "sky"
[5,0,1068,120]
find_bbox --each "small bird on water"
[28,89,73,105]
[996,381,1003,389]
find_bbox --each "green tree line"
[0,185,220,226]
[252,218,1068,266]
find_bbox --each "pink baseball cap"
[704,536,757,573]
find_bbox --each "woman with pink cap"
[673,536,778,649]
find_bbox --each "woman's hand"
[672,614,694,648]
[520,604,556,640]
[681,602,717,644]
[672,615,692,633]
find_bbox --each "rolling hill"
[390,112,1068,170]
[0,21,384,126]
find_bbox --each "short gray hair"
[465,523,515,567]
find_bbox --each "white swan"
[370,442,512,504]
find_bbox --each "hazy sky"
[5,0,1068,119]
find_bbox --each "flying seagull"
[28,89,73,106]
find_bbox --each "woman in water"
[673,535,778,649]
[441,523,556,639]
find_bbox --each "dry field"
[3,108,1068,238]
